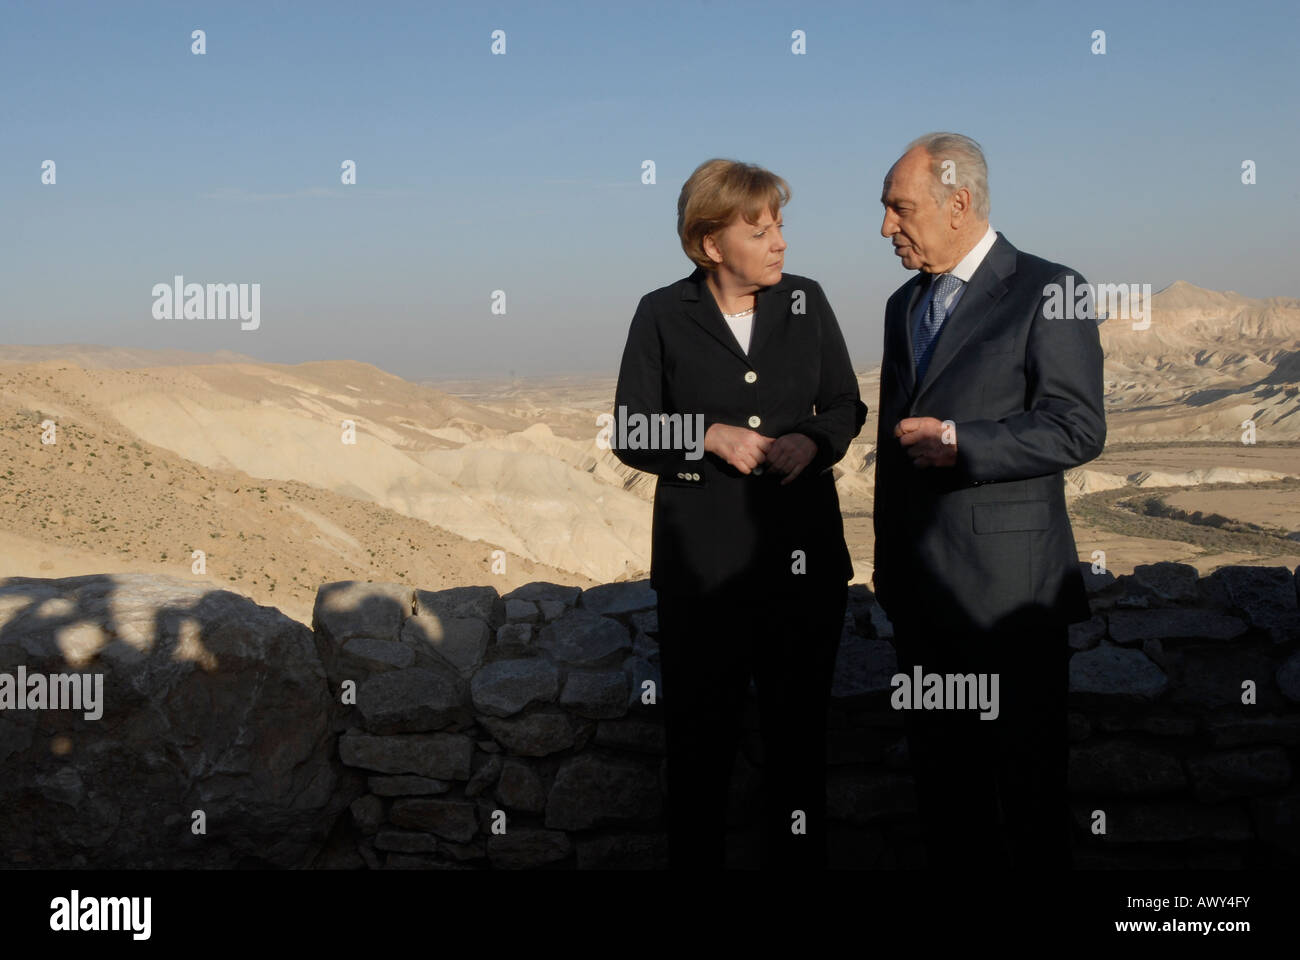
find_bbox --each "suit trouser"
[891,619,1072,870]
[655,577,847,869]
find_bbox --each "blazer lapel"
[911,232,1016,407]
[679,266,791,363]
[748,274,793,359]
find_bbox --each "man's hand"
[767,432,818,485]
[895,417,957,468]
[704,423,772,474]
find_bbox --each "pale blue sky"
[5,0,1298,377]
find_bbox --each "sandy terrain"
[0,363,598,627]
[2,280,1297,607]
[1164,487,1300,537]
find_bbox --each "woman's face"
[706,209,786,287]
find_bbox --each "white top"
[910,224,998,332]
[722,308,754,354]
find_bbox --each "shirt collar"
[946,224,998,283]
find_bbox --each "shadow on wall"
[0,573,351,868]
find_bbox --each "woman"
[612,158,867,868]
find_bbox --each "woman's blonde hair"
[677,159,790,270]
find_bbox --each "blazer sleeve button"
[748,415,761,428]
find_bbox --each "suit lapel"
[888,272,928,398]
[679,266,792,363]
[910,233,1016,407]
[748,277,793,358]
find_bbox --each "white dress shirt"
[723,309,754,354]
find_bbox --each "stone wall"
[0,563,1296,868]
[839,562,1300,869]
[0,574,348,868]
[310,578,665,869]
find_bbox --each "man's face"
[880,148,951,273]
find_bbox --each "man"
[873,132,1105,869]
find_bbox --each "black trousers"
[655,577,847,869]
[891,619,1072,869]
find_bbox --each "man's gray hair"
[904,132,990,220]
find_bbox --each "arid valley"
[3,280,1298,626]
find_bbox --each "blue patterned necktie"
[913,272,963,381]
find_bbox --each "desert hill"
[0,343,261,368]
[1095,281,1300,441]
[0,358,607,626]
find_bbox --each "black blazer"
[873,232,1106,633]
[613,266,867,596]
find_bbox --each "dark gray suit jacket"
[613,267,867,596]
[872,232,1105,633]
